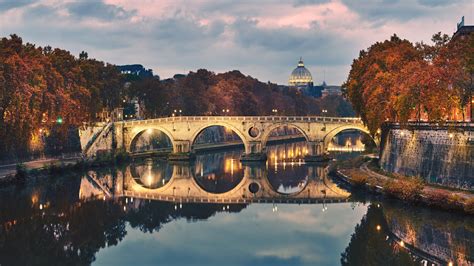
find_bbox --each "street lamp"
[272,109,278,115]
[172,109,182,117]
[322,109,328,115]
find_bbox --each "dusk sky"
[0,0,473,85]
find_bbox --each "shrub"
[424,190,452,210]
[447,193,464,209]
[464,198,474,214]
[384,177,424,201]
[346,169,368,186]
[15,163,28,182]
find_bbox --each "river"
[0,140,471,265]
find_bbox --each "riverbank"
[331,156,474,215]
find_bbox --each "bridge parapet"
[122,115,364,126]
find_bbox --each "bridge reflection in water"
[82,142,350,205]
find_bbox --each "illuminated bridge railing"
[122,116,363,126]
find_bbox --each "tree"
[344,32,473,132]
[344,35,420,134]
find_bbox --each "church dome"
[289,57,313,88]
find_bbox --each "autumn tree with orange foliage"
[0,35,123,159]
[343,33,474,134]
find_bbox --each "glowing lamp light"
[399,241,405,247]
[56,117,63,124]
[376,225,381,231]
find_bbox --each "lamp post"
[272,109,278,115]
[322,109,328,116]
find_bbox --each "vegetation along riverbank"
[330,156,474,215]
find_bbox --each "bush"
[384,177,424,201]
[346,169,368,186]
[15,163,28,183]
[423,190,453,210]
[464,198,474,214]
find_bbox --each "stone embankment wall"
[380,125,473,190]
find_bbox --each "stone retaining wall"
[380,126,473,190]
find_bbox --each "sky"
[0,0,473,85]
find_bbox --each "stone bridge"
[80,116,374,161]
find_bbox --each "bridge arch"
[322,125,375,151]
[260,123,310,150]
[128,126,175,153]
[189,122,250,153]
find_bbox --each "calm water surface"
[0,141,472,266]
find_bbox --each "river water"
[0,141,472,266]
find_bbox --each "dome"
[289,57,313,88]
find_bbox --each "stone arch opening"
[323,126,376,152]
[262,124,310,161]
[129,128,173,153]
[190,124,247,152]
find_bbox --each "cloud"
[342,0,471,23]
[66,1,136,20]
[417,0,462,7]
[292,0,331,7]
[0,0,471,85]
[232,18,356,66]
[0,0,35,12]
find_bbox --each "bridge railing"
[120,116,363,126]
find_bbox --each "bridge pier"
[168,140,196,161]
[240,141,267,162]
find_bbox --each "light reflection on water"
[0,141,471,265]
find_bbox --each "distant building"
[118,64,154,78]
[321,85,343,98]
[451,16,473,122]
[452,16,474,41]
[288,57,314,91]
